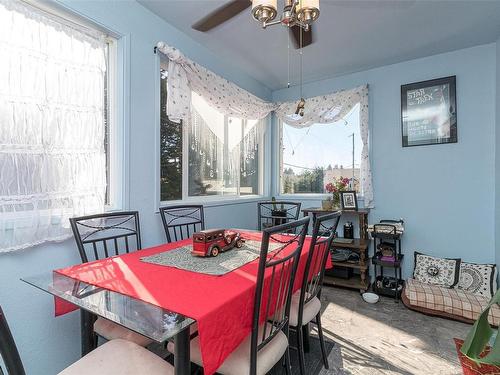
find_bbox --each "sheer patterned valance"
[156,42,373,208]
[0,0,107,252]
[156,42,276,121]
[274,85,368,128]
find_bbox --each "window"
[279,103,362,195]
[0,0,118,252]
[159,56,264,202]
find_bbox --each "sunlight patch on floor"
[317,288,469,375]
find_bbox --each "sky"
[282,103,362,174]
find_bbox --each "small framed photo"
[401,76,457,147]
[340,191,358,211]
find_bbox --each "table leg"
[80,310,97,357]
[174,327,191,375]
[311,213,318,235]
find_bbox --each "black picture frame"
[340,191,358,211]
[401,76,457,147]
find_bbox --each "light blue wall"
[273,44,497,278]
[2,2,499,374]
[496,37,500,270]
[0,1,270,374]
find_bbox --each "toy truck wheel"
[210,246,219,257]
[236,239,243,248]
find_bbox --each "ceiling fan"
[192,0,319,49]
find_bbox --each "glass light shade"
[251,0,277,23]
[296,0,320,24]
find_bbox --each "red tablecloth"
[55,231,331,375]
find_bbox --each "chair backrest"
[0,307,25,375]
[257,201,302,230]
[70,211,142,263]
[297,212,341,327]
[159,205,205,243]
[250,217,310,375]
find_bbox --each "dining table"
[22,229,330,375]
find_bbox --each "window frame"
[155,54,267,209]
[275,117,364,201]
[104,36,123,211]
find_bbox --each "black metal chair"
[0,305,174,375]
[257,201,302,231]
[159,205,205,243]
[167,216,310,375]
[0,307,25,375]
[289,212,341,375]
[69,211,151,353]
[69,211,142,263]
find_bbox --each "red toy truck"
[192,229,244,257]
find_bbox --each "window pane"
[225,117,241,196]
[281,103,361,194]
[160,68,182,201]
[159,82,263,201]
[188,94,263,197]
[189,93,225,196]
[240,120,260,195]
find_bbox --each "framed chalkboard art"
[401,76,457,147]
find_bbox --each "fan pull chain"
[287,27,291,88]
[300,27,303,99]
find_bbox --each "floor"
[316,286,470,375]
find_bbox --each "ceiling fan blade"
[325,0,416,9]
[192,0,251,32]
[290,25,314,49]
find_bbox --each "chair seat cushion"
[403,278,500,326]
[93,317,153,347]
[289,290,321,327]
[58,339,173,375]
[167,323,288,375]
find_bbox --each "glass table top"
[22,272,195,343]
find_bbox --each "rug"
[269,334,345,375]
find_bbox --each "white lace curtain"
[0,0,107,252]
[157,42,374,207]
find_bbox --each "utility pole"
[348,133,355,189]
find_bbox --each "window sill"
[276,194,365,202]
[156,195,269,213]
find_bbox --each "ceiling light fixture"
[251,0,319,31]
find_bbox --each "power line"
[283,163,316,170]
[283,162,360,170]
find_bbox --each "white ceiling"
[139,0,500,91]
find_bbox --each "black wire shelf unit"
[371,220,405,301]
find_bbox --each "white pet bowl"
[362,292,379,304]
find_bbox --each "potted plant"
[325,177,351,210]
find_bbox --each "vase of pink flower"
[324,177,350,210]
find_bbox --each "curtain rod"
[18,0,109,40]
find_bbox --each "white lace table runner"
[140,240,280,276]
